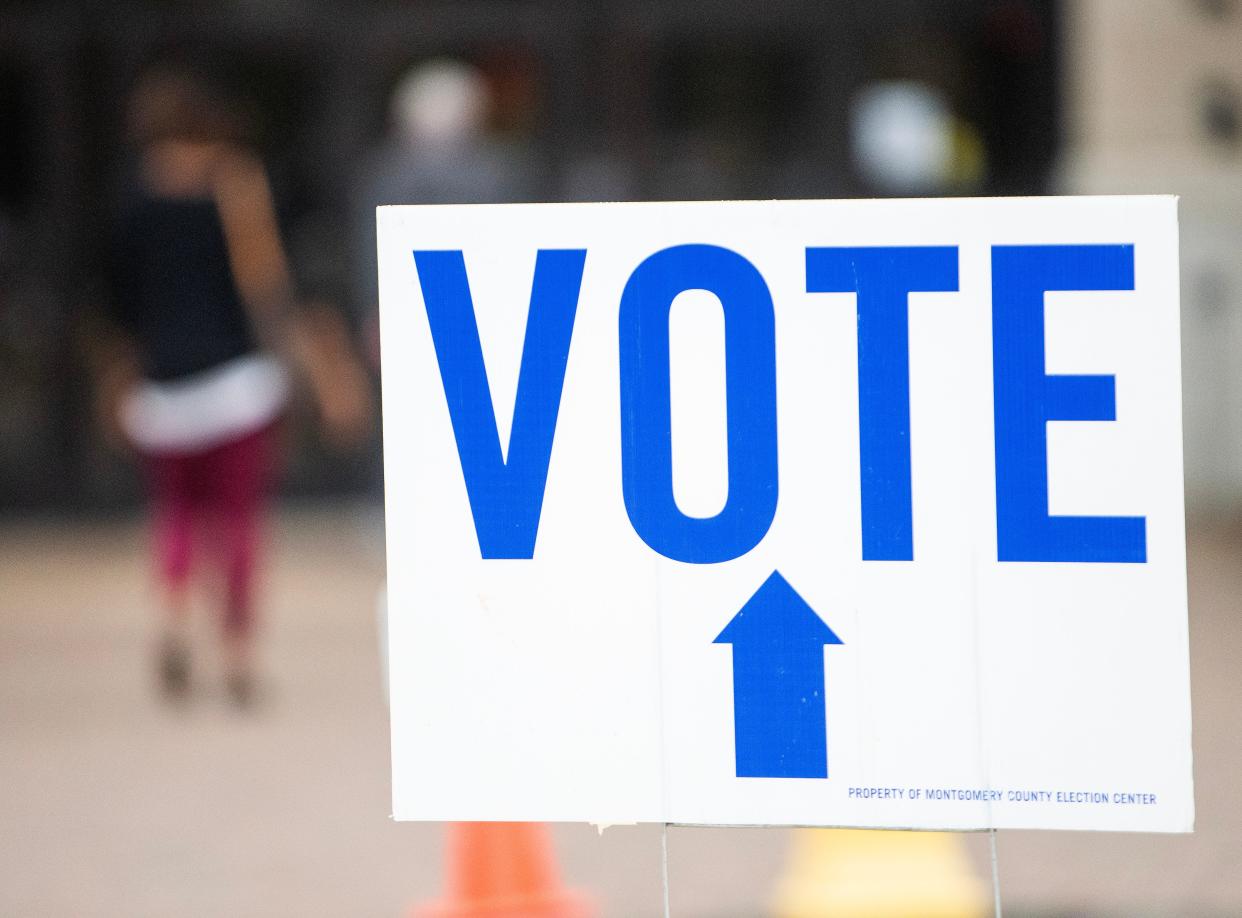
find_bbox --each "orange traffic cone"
[413,822,596,918]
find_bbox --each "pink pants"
[145,424,278,637]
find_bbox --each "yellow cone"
[770,829,989,918]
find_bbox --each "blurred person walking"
[96,65,368,707]
[350,58,537,366]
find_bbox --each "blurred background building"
[4,0,1240,515]
[1058,0,1242,507]
[0,0,1067,514]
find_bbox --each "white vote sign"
[379,197,1192,832]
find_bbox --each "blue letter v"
[414,249,587,558]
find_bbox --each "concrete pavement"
[1,507,1238,916]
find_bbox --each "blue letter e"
[992,245,1146,563]
[415,249,586,559]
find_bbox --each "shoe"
[225,670,256,709]
[158,637,191,702]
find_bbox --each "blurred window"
[0,64,33,215]
[649,41,814,198]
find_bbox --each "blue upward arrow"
[714,571,843,779]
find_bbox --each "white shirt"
[121,353,289,454]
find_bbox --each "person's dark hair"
[127,64,245,148]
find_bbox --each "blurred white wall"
[1059,0,1242,510]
